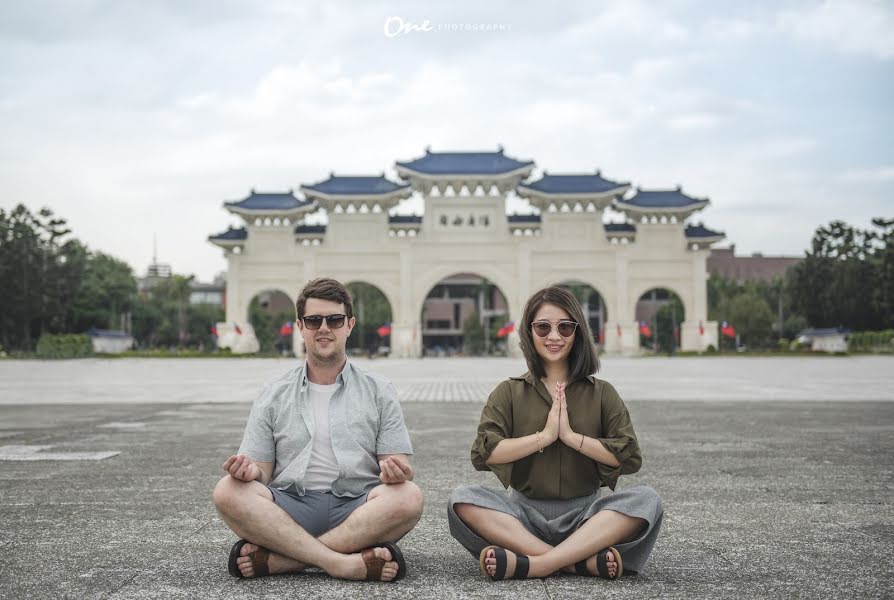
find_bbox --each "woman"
[447,286,663,580]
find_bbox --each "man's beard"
[310,341,343,366]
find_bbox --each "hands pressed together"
[540,382,583,450]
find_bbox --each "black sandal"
[574,546,623,580]
[479,545,531,581]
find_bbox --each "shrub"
[35,334,94,359]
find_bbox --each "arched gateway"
[209,147,724,356]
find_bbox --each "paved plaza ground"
[0,356,892,599]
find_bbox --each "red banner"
[721,321,736,338]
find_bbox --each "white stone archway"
[210,149,723,356]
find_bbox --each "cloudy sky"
[1,0,891,281]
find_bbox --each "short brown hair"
[518,286,600,381]
[295,278,354,319]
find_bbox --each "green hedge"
[35,334,94,359]
[849,330,894,352]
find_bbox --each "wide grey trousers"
[447,483,663,574]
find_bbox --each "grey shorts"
[268,487,369,537]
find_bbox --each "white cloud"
[667,113,720,131]
[737,137,818,161]
[778,0,894,60]
[565,1,688,44]
[704,17,758,42]
[839,165,894,182]
[0,1,890,281]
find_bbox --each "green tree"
[347,282,392,354]
[726,292,775,348]
[462,312,485,355]
[654,296,684,354]
[789,219,886,330]
[870,218,894,329]
[248,297,293,353]
[188,303,225,350]
[0,205,44,348]
[70,253,138,332]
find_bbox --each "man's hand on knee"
[223,454,261,482]
[379,455,413,484]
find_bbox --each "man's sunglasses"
[301,314,348,330]
[531,320,578,338]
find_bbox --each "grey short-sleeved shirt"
[238,360,413,498]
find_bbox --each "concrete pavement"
[0,357,892,599]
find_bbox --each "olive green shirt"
[471,372,642,499]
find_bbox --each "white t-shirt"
[303,382,341,491]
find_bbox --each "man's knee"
[212,475,257,513]
[388,481,424,522]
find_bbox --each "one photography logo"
[384,16,512,38]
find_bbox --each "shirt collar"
[298,357,352,390]
[510,370,598,386]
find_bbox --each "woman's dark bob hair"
[518,286,600,381]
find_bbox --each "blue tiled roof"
[86,328,132,338]
[604,223,636,233]
[396,147,534,175]
[209,227,247,241]
[508,214,541,224]
[295,224,327,235]
[684,224,724,238]
[225,190,313,211]
[798,327,852,337]
[619,187,707,208]
[301,174,410,196]
[519,172,628,195]
[388,215,423,224]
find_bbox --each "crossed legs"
[213,476,424,581]
[454,503,645,578]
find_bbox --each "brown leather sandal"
[360,542,406,582]
[227,539,271,579]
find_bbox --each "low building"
[797,328,851,353]
[86,328,134,354]
[708,244,801,283]
[190,273,227,307]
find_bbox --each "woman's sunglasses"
[531,320,578,338]
[301,314,348,330]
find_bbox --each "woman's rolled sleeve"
[470,383,514,488]
[596,382,642,489]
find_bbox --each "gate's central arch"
[209,148,724,355]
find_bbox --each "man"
[213,278,423,582]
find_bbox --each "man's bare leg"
[214,476,413,580]
[215,477,424,578]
